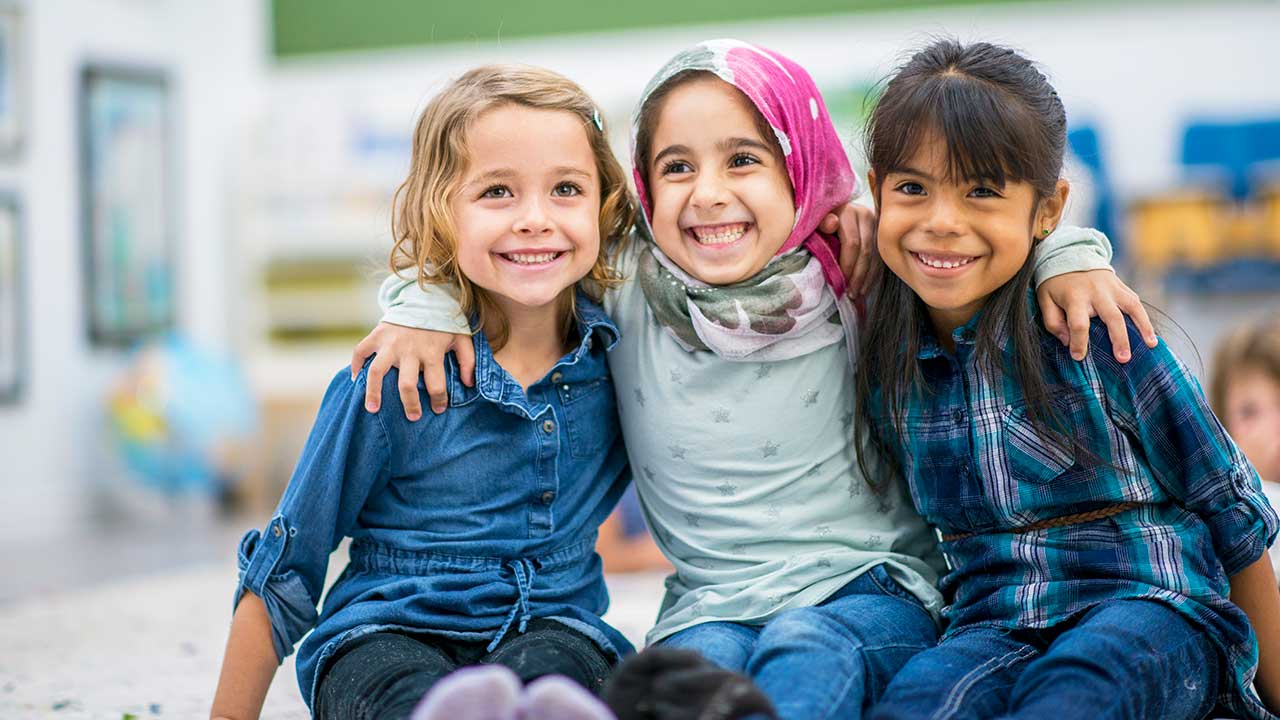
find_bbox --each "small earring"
[1040,228,1050,236]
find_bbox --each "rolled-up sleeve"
[1104,322,1279,576]
[1031,225,1114,287]
[233,367,393,662]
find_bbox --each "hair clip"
[591,108,604,133]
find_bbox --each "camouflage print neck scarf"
[638,243,844,361]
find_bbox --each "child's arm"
[352,275,475,419]
[210,368,395,719]
[1230,555,1280,711]
[1102,321,1280,707]
[1033,226,1157,363]
[210,592,278,720]
[356,235,644,418]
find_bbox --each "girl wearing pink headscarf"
[365,40,1136,719]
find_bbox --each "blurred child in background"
[1213,314,1280,567]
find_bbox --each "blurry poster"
[80,66,174,346]
[0,7,23,156]
[0,194,20,402]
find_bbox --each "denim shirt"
[875,301,1278,719]
[233,295,632,710]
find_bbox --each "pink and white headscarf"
[632,39,859,362]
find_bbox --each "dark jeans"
[869,599,1221,720]
[314,619,615,720]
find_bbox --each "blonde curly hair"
[389,65,634,350]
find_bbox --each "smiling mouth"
[686,222,751,246]
[498,251,565,265]
[911,251,978,270]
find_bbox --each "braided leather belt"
[940,502,1140,543]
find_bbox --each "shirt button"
[540,491,556,505]
[551,372,563,383]
[272,524,282,537]
[952,409,965,425]
[542,419,555,434]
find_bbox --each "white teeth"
[917,253,975,269]
[505,252,560,265]
[691,225,747,245]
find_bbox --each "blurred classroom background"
[0,0,1277,715]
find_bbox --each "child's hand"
[350,322,475,419]
[819,203,877,296]
[1036,270,1157,363]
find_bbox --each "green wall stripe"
[272,0,1060,58]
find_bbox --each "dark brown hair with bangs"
[854,39,1072,492]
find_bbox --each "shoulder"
[340,357,433,425]
[1082,316,1192,398]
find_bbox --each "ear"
[1034,179,1070,238]
[867,170,881,212]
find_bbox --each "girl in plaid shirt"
[857,39,1280,720]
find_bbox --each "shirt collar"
[913,289,1036,361]
[449,290,619,407]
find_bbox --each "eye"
[1236,401,1260,421]
[969,185,1002,199]
[660,160,692,176]
[729,153,760,169]
[480,185,512,199]
[553,182,583,197]
[895,181,925,196]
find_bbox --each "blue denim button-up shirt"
[875,303,1278,719]
[233,295,632,710]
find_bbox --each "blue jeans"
[662,564,938,720]
[869,599,1221,720]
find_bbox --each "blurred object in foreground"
[106,335,259,503]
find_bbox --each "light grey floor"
[0,516,666,719]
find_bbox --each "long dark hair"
[854,39,1071,490]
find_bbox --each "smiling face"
[873,129,1067,338]
[645,75,795,286]
[450,104,601,318]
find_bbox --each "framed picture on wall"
[79,65,175,347]
[0,6,24,156]
[0,193,21,403]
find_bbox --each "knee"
[756,609,856,655]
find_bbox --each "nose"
[922,195,964,237]
[513,195,553,236]
[689,169,730,211]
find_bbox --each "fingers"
[364,353,392,413]
[1118,286,1158,348]
[836,210,858,289]
[850,207,875,295]
[819,212,839,235]
[454,335,477,388]
[1037,285,1070,346]
[1097,304,1132,363]
[423,361,449,416]
[1065,297,1094,362]
[399,357,423,421]
[350,332,378,380]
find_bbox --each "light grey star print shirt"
[379,227,1115,644]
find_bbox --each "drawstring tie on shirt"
[488,557,538,652]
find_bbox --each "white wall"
[0,0,268,543]
[262,1,1280,195]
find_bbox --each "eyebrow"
[891,165,1006,187]
[465,166,593,189]
[892,166,936,180]
[651,137,775,167]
